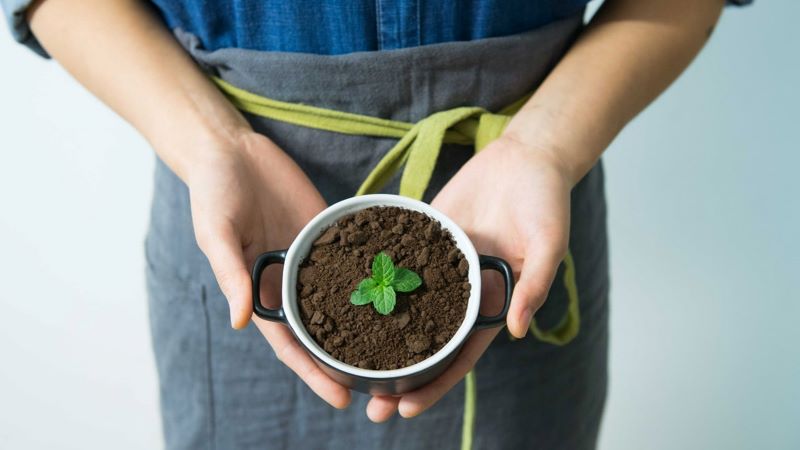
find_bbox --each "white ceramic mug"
[251,194,513,395]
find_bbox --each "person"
[2,0,749,448]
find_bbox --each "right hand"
[186,130,352,409]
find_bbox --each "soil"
[297,206,470,370]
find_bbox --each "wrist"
[483,133,575,193]
[496,129,581,188]
[501,103,611,187]
[149,108,253,184]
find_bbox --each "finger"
[507,240,565,339]
[197,223,253,329]
[397,329,497,418]
[256,319,352,409]
[366,396,400,423]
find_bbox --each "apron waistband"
[176,14,584,122]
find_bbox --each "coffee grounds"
[297,206,470,370]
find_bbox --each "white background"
[1,1,798,449]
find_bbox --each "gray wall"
[595,1,799,449]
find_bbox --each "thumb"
[196,224,253,329]
[507,240,565,338]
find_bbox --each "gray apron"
[145,13,609,450]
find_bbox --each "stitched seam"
[415,0,421,46]
[200,285,217,450]
[375,0,384,50]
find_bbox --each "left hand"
[365,134,574,421]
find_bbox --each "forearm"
[504,0,725,184]
[27,0,249,181]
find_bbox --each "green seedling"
[350,251,422,315]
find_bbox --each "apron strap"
[213,76,580,345]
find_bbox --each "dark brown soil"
[297,206,470,370]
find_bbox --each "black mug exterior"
[309,346,460,395]
[251,249,514,395]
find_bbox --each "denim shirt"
[148,0,588,54]
[3,0,752,58]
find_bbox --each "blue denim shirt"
[3,0,752,57]
[149,0,588,54]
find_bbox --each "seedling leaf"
[392,268,422,292]
[372,286,397,315]
[350,278,377,305]
[371,251,395,285]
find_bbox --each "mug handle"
[251,250,289,323]
[474,255,514,330]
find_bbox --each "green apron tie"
[213,77,581,449]
[358,106,511,200]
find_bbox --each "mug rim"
[281,194,482,379]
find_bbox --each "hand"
[186,131,352,409]
[365,135,573,421]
